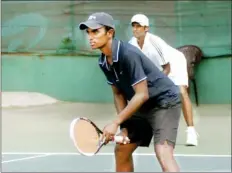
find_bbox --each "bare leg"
[114,128,138,172]
[114,142,138,172]
[155,141,180,172]
[179,85,194,127]
[179,85,198,146]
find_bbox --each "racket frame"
[70,117,105,156]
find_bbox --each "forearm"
[114,94,127,114]
[114,93,148,125]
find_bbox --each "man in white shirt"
[129,14,198,146]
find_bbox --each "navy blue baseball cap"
[79,12,115,30]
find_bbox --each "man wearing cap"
[129,14,198,146]
[79,12,181,172]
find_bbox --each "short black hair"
[105,26,115,38]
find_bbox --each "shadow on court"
[2,103,231,172]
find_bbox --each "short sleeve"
[123,51,147,86]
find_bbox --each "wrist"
[113,119,121,126]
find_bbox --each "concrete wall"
[193,57,231,104]
[2,55,231,104]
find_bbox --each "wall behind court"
[2,55,231,104]
[2,1,231,104]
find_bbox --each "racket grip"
[113,136,123,143]
[113,136,129,143]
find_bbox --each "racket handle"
[112,136,129,143]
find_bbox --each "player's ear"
[107,29,115,38]
[145,26,149,32]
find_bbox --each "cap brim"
[131,21,145,26]
[79,20,103,30]
[131,20,139,24]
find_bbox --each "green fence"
[2,1,231,57]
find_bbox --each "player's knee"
[114,144,134,162]
[114,144,130,159]
[155,140,175,160]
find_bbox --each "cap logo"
[88,15,96,20]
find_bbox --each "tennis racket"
[69,117,128,156]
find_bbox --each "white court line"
[2,154,51,164]
[2,152,231,157]
[201,170,231,172]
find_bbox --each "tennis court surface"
[2,103,231,172]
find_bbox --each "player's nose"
[132,27,137,32]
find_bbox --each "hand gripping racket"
[69,117,129,156]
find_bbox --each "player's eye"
[92,29,99,34]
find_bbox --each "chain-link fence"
[2,1,231,57]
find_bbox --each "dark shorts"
[120,104,181,147]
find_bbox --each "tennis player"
[129,14,198,146]
[79,12,181,172]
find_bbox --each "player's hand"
[103,122,119,144]
[116,128,130,145]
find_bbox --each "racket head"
[69,117,104,156]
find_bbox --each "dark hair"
[105,26,115,38]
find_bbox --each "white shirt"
[129,32,187,83]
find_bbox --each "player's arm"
[111,85,130,143]
[114,80,149,125]
[111,85,127,114]
[113,52,149,125]
[149,35,171,75]
[99,66,127,113]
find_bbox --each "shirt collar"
[132,32,150,50]
[144,32,150,45]
[99,39,121,67]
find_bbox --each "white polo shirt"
[129,32,189,86]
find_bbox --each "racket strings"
[72,120,101,154]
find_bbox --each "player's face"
[86,27,112,49]
[132,22,148,38]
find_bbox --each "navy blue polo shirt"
[99,39,180,109]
